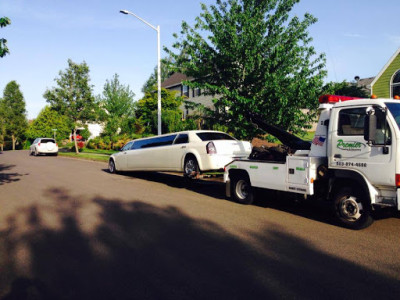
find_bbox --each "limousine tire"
[184,155,199,179]
[108,159,118,174]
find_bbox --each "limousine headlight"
[206,142,217,155]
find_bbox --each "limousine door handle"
[181,146,186,149]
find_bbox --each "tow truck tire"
[231,174,254,205]
[333,186,374,230]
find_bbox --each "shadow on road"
[1,187,399,299]
[105,170,399,227]
[102,169,227,200]
[0,164,23,185]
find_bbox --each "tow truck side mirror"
[364,113,377,144]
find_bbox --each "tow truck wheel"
[333,186,374,229]
[231,174,254,205]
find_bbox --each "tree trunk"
[12,135,16,150]
[73,129,79,154]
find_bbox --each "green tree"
[26,106,71,141]
[1,81,28,150]
[166,0,326,139]
[44,59,97,153]
[142,56,176,93]
[0,17,11,58]
[323,81,370,98]
[136,88,186,134]
[97,74,136,136]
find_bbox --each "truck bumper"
[397,189,400,211]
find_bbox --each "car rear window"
[196,132,235,141]
[41,139,55,143]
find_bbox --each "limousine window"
[174,134,189,144]
[133,135,178,149]
[148,135,177,147]
[132,139,149,150]
[121,141,134,151]
[196,132,235,141]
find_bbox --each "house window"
[182,85,189,97]
[391,70,400,98]
[192,87,201,97]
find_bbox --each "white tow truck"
[224,94,400,229]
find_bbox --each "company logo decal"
[337,139,366,151]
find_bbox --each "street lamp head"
[120,10,129,15]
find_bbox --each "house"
[161,73,215,118]
[70,123,104,141]
[370,47,400,98]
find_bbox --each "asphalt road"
[1,150,399,299]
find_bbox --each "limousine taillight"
[206,142,217,155]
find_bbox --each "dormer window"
[182,85,189,97]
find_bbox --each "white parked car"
[108,130,252,178]
[30,138,58,156]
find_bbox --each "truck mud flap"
[226,180,231,198]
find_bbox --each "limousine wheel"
[108,159,118,174]
[184,156,199,179]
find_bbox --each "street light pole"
[120,9,162,135]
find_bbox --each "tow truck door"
[329,106,395,186]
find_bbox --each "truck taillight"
[319,94,362,104]
[206,142,217,155]
[396,174,400,187]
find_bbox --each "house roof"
[356,76,375,88]
[371,47,400,87]
[161,73,193,88]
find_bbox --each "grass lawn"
[58,150,111,162]
[80,148,117,155]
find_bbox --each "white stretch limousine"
[108,130,252,178]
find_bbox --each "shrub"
[80,128,91,140]
[23,140,31,150]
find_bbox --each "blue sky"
[0,0,399,119]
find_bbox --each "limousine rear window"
[196,132,235,141]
